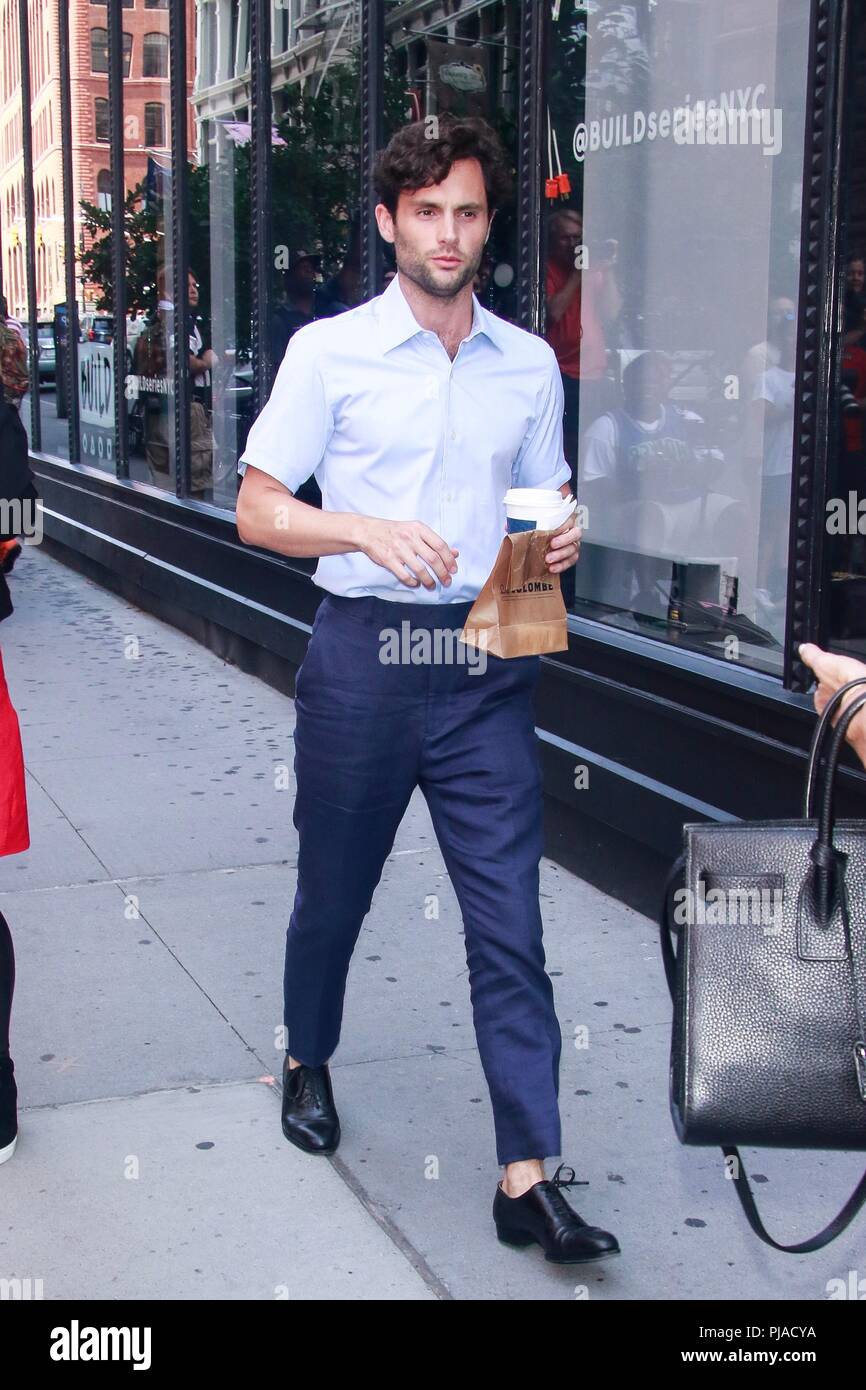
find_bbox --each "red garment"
[0,647,29,856]
[842,344,866,454]
[545,260,607,380]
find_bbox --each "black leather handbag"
[660,678,866,1252]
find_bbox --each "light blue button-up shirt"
[237,273,571,603]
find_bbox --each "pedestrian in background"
[0,331,32,1160]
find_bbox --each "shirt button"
[450,429,457,442]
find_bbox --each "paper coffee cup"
[504,487,576,534]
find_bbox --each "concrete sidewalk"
[0,545,862,1301]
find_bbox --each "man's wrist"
[345,512,369,555]
[851,722,866,765]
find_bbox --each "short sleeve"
[512,350,572,492]
[237,329,334,492]
[580,416,617,481]
[752,369,776,406]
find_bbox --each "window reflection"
[19,18,68,460]
[384,1,520,318]
[14,12,69,461]
[267,1,365,508]
[545,0,811,675]
[122,5,177,490]
[184,2,255,506]
[827,7,866,654]
[190,116,250,507]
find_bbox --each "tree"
[78,182,162,317]
[78,155,236,317]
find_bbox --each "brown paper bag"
[459,524,569,658]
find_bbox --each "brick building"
[0,0,195,320]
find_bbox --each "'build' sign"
[78,341,114,463]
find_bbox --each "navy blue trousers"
[284,593,563,1165]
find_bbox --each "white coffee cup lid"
[503,489,576,532]
[503,487,564,506]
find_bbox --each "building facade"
[4,0,866,903]
[0,0,195,321]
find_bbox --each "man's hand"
[358,517,459,590]
[799,643,866,767]
[544,514,582,574]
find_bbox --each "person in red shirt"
[545,208,621,479]
[841,291,866,465]
[837,293,866,575]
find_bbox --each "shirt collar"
[376,271,504,354]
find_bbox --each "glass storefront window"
[827,5,866,659]
[121,2,178,489]
[2,0,839,693]
[186,121,251,508]
[266,0,364,509]
[545,0,811,676]
[384,0,521,319]
[186,0,253,507]
[17,1,62,460]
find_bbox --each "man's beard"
[392,232,483,300]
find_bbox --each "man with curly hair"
[236,114,618,1265]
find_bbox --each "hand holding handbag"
[660,677,866,1252]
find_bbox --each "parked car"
[80,312,113,344]
[18,320,56,385]
[79,312,149,373]
[36,320,56,383]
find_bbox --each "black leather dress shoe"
[280,1056,340,1154]
[493,1163,620,1264]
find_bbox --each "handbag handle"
[804,674,866,818]
[722,1145,866,1253]
[811,690,866,924]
